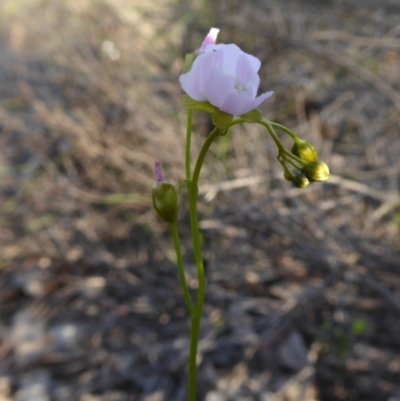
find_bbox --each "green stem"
[185,109,193,182]
[170,222,195,316]
[268,121,298,141]
[187,126,223,401]
[260,119,307,166]
[187,315,201,401]
[259,119,286,154]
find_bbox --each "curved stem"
[170,222,195,316]
[268,121,298,141]
[187,126,223,401]
[260,119,307,166]
[259,119,286,153]
[286,157,303,170]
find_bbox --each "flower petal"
[205,44,243,77]
[179,52,213,100]
[235,54,260,98]
[220,91,273,116]
[199,28,220,53]
[204,69,234,108]
[195,48,231,107]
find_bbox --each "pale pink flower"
[179,29,273,116]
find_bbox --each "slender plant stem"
[170,222,194,316]
[187,126,222,401]
[185,109,193,182]
[260,119,307,166]
[260,119,286,153]
[268,121,298,141]
[187,314,201,401]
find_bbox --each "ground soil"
[1,1,400,400]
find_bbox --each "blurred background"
[1,0,400,400]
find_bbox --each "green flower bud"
[152,181,178,223]
[152,162,178,223]
[292,174,310,188]
[301,161,330,182]
[284,170,294,181]
[292,140,318,162]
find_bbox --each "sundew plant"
[152,28,330,401]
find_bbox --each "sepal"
[239,108,264,123]
[212,109,234,129]
[182,52,196,74]
[181,95,216,113]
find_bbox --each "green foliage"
[351,318,368,336]
[320,318,368,359]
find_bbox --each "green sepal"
[181,95,216,113]
[239,108,264,123]
[182,52,196,74]
[212,109,234,129]
[152,181,178,223]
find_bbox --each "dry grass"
[1,0,400,400]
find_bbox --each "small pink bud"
[199,28,220,53]
[155,161,164,182]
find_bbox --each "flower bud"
[292,173,310,188]
[284,170,294,181]
[292,140,318,162]
[301,161,330,182]
[152,162,178,223]
[152,181,178,223]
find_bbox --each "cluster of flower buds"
[282,138,330,188]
